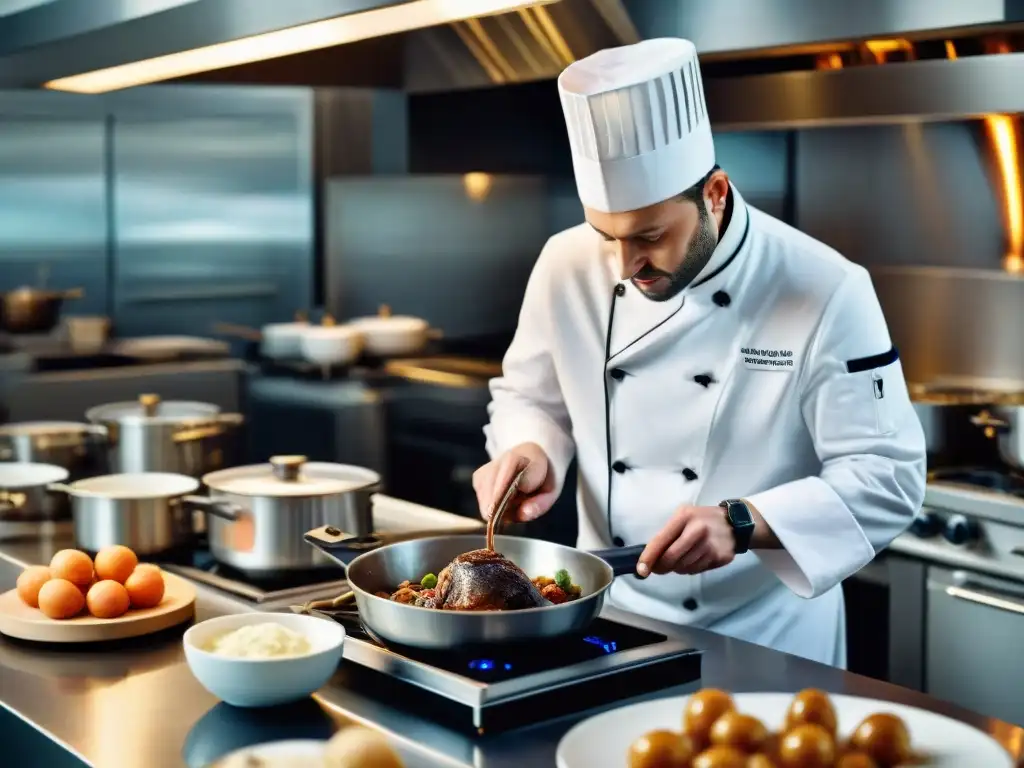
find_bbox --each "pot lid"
[0,462,68,488]
[202,455,379,497]
[85,394,221,424]
[0,420,96,437]
[65,472,199,499]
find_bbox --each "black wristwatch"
[719,499,755,554]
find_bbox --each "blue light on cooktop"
[583,636,618,654]
[467,659,516,672]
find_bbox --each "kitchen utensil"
[85,394,243,476]
[0,285,84,334]
[298,315,364,367]
[189,455,380,574]
[260,312,310,359]
[182,613,345,707]
[64,315,110,353]
[110,336,230,361]
[0,420,108,478]
[485,467,528,551]
[0,570,195,643]
[51,472,200,555]
[0,462,69,523]
[556,692,1012,768]
[304,531,645,650]
[351,304,437,357]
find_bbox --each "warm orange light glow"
[864,38,913,64]
[44,0,553,94]
[463,172,494,201]
[985,115,1024,274]
[944,40,958,60]
[815,53,844,70]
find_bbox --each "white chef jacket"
[483,185,927,667]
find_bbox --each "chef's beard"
[632,203,719,303]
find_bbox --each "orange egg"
[124,566,165,609]
[49,549,94,589]
[93,545,138,584]
[86,580,131,619]
[37,578,86,619]
[16,565,51,608]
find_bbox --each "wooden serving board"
[0,571,196,643]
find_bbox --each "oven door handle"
[945,584,1024,616]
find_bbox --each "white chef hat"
[558,38,715,214]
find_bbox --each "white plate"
[556,692,1013,768]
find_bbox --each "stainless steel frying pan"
[303,529,644,650]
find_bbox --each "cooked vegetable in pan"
[376,565,582,610]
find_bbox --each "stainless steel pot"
[0,462,70,526]
[909,384,1004,468]
[51,472,200,555]
[0,286,84,334]
[971,397,1024,471]
[0,421,108,479]
[85,393,243,477]
[189,455,379,574]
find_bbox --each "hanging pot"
[50,472,199,555]
[0,421,108,479]
[186,455,380,574]
[85,393,244,477]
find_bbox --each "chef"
[473,37,927,667]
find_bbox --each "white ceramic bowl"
[260,321,308,359]
[183,613,345,708]
[351,315,429,357]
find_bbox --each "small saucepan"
[50,472,199,555]
[0,462,70,524]
[0,286,84,334]
[350,304,440,358]
[304,529,643,650]
[299,316,364,367]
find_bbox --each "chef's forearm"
[742,499,783,550]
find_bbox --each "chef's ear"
[703,169,730,213]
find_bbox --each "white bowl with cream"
[183,613,345,707]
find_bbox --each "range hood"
[4,0,1024,129]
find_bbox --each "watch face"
[726,500,753,527]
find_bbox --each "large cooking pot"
[0,286,84,334]
[51,472,199,555]
[85,394,243,477]
[0,462,70,527]
[909,384,1004,468]
[190,455,380,575]
[0,421,107,479]
[304,530,644,650]
[970,394,1024,471]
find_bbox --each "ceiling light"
[44,0,555,94]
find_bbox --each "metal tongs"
[486,466,529,551]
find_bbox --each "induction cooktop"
[308,611,702,734]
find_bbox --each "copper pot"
[1,286,84,333]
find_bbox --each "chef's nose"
[615,240,644,280]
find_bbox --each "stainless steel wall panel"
[0,110,108,316]
[108,86,315,336]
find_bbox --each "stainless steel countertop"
[1,536,1021,768]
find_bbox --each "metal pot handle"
[970,409,1011,436]
[172,413,244,444]
[181,495,240,521]
[589,544,647,577]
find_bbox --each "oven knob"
[909,511,942,538]
[943,514,979,546]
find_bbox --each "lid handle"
[138,393,160,416]
[322,314,336,328]
[270,455,306,482]
[378,304,392,318]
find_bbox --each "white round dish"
[183,613,345,708]
[556,692,1013,768]
[350,315,429,357]
[299,325,364,366]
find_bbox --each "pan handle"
[590,544,646,577]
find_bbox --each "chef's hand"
[636,506,735,577]
[473,442,557,523]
